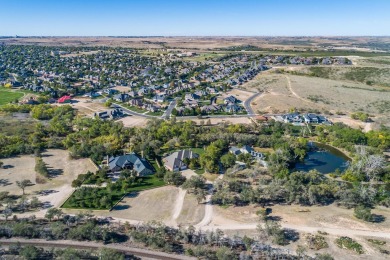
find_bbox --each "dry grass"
[225,89,255,102]
[112,86,131,92]
[99,186,180,222]
[0,149,96,195]
[65,98,107,117]
[245,71,390,126]
[176,193,205,226]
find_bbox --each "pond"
[294,142,350,174]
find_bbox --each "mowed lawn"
[0,88,24,106]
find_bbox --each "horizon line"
[1,35,390,38]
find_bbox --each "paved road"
[243,92,261,116]
[161,98,178,119]
[112,103,157,119]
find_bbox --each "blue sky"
[0,0,389,36]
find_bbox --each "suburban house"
[183,99,199,107]
[113,93,130,102]
[129,99,143,107]
[229,145,264,159]
[152,94,165,103]
[107,153,154,177]
[94,108,126,120]
[163,149,199,172]
[302,113,329,124]
[282,112,303,124]
[185,93,200,100]
[83,91,101,98]
[225,103,241,113]
[224,95,237,104]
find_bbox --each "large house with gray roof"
[163,149,199,172]
[107,153,154,176]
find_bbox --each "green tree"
[35,157,49,178]
[45,208,63,222]
[16,179,33,195]
[98,248,125,260]
[220,153,236,169]
[354,205,373,222]
[164,171,185,186]
[19,245,41,260]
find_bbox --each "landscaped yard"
[62,174,166,210]
[146,111,164,116]
[0,88,24,106]
[124,104,148,113]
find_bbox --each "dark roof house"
[107,153,154,176]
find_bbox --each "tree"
[2,207,13,220]
[216,246,236,260]
[16,179,33,195]
[164,171,186,186]
[194,188,207,204]
[30,196,41,209]
[354,205,373,222]
[98,248,125,260]
[35,157,49,178]
[45,208,63,222]
[220,153,236,169]
[19,245,41,260]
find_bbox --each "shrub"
[354,205,373,222]
[305,234,328,250]
[335,236,364,254]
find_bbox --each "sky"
[0,0,389,36]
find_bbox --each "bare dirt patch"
[118,116,149,128]
[112,86,131,92]
[62,98,107,117]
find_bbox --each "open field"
[0,149,97,208]
[284,65,390,87]
[210,204,390,259]
[0,113,37,135]
[112,86,131,92]
[64,98,107,117]
[176,193,205,226]
[225,88,255,102]
[93,186,180,222]
[2,36,390,53]
[118,115,149,127]
[245,71,390,126]
[0,88,24,106]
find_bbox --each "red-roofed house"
[58,95,72,103]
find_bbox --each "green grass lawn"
[62,174,166,210]
[124,104,148,113]
[0,88,24,106]
[147,111,164,116]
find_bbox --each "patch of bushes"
[335,236,364,254]
[354,205,373,222]
[367,239,386,246]
[305,234,328,250]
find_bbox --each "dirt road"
[199,222,390,240]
